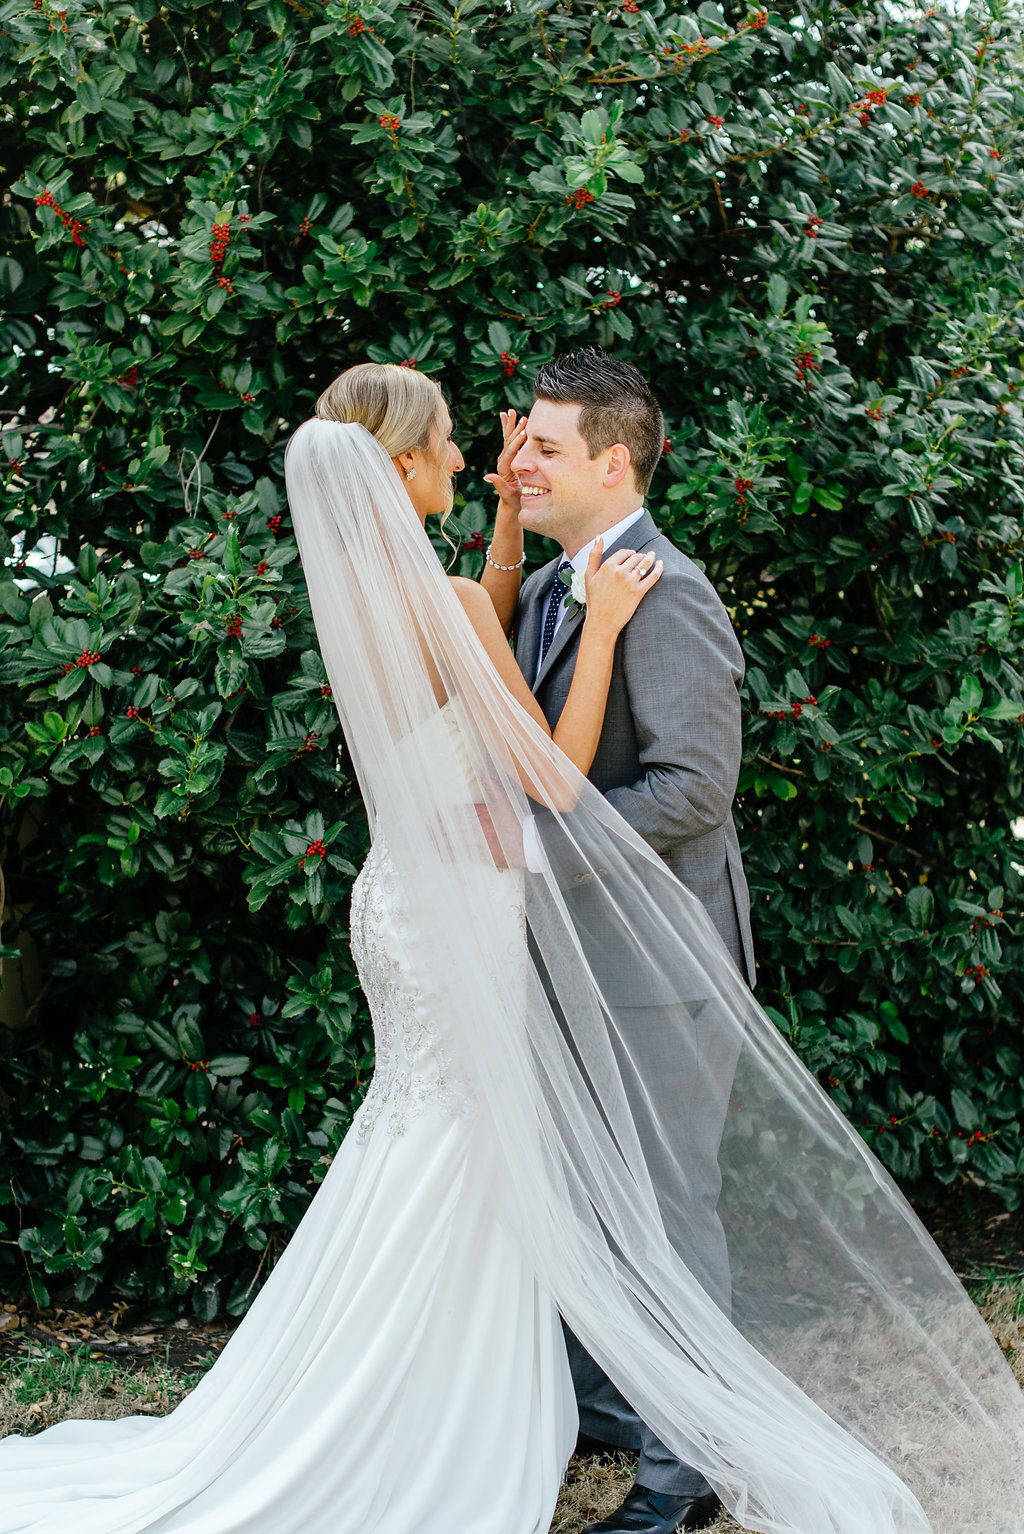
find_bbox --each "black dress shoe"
[582,1481,722,1534]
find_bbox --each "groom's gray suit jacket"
[515,511,752,1495]
[514,510,755,989]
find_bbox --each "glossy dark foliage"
[1,0,1022,1317]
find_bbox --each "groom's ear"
[602,443,633,489]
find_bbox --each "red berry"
[910,180,929,198]
[298,838,328,868]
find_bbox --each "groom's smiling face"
[512,400,629,551]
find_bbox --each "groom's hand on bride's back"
[443,800,525,870]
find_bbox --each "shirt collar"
[568,508,646,572]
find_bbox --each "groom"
[511,348,756,1534]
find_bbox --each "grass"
[0,1337,209,1440]
[1,1286,1022,1534]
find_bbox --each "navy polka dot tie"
[540,559,573,666]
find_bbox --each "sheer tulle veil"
[284,417,1024,1534]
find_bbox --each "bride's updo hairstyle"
[315,362,455,541]
[315,362,443,457]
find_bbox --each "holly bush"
[2,0,1022,1317]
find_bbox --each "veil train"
[279,418,1024,1534]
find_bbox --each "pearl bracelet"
[484,545,526,572]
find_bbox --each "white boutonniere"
[558,566,588,612]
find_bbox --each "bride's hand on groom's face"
[483,409,528,519]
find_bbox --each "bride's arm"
[451,541,662,778]
[479,411,527,636]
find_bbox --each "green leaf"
[207,1054,251,1077]
[767,273,787,316]
[906,885,934,932]
[950,1089,980,1133]
[0,256,24,294]
[580,109,605,147]
[223,527,242,576]
[487,320,513,354]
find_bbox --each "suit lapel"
[532,595,584,692]
[531,512,661,694]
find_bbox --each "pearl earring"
[406,468,417,481]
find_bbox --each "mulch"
[0,1308,236,1376]
[914,1182,1024,1284]
[2,1184,1021,1376]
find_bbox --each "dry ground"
[1,1287,1021,1533]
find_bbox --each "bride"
[1,363,1022,1534]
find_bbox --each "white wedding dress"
[0,711,577,1534]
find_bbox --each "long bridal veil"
[285,418,1024,1534]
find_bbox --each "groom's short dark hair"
[533,346,664,495]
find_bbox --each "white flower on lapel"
[558,566,587,612]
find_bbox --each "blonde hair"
[315,362,456,555]
[316,363,446,458]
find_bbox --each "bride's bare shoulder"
[448,576,492,619]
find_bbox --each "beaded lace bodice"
[348,705,523,1142]
[349,839,477,1141]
